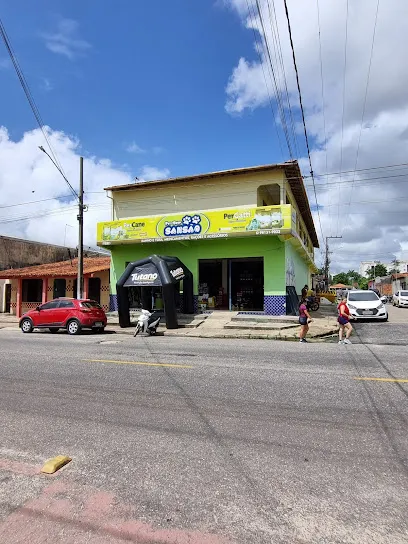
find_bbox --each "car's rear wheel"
[49,328,59,333]
[67,319,81,335]
[20,318,33,333]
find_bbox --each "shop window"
[53,278,66,299]
[22,279,42,302]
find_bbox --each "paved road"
[352,304,408,345]
[0,329,407,543]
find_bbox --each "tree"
[389,259,400,275]
[367,263,388,279]
[332,273,350,285]
[358,277,369,290]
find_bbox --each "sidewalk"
[0,303,339,341]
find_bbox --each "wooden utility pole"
[77,157,84,299]
[324,236,342,290]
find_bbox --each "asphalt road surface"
[352,304,408,345]
[0,328,407,543]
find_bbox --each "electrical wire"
[0,206,77,224]
[266,0,300,158]
[0,17,78,200]
[253,0,294,158]
[342,0,380,232]
[244,0,285,159]
[0,195,74,209]
[315,0,330,230]
[282,0,324,242]
[335,0,349,236]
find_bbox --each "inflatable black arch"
[116,254,194,329]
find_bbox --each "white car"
[346,290,388,321]
[392,290,408,308]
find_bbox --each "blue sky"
[0,0,295,177]
[1,0,408,269]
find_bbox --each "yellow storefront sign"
[97,204,292,245]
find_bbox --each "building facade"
[0,235,104,313]
[0,257,110,317]
[359,260,408,277]
[97,162,319,315]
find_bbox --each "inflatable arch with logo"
[116,255,194,329]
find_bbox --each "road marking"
[353,377,408,383]
[83,359,193,369]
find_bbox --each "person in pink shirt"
[299,297,313,343]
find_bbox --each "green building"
[97,162,319,315]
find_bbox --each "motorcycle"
[134,309,161,337]
[306,296,320,312]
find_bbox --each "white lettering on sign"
[131,272,158,282]
[170,267,184,279]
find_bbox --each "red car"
[19,298,107,335]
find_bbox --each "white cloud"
[225,0,408,272]
[0,127,170,248]
[139,166,170,181]
[126,142,146,154]
[42,19,91,60]
[40,78,53,92]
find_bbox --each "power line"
[304,161,408,178]
[0,17,78,200]
[253,0,295,158]
[282,0,324,242]
[244,0,285,159]
[0,206,77,224]
[305,171,408,189]
[266,0,300,158]
[336,0,349,236]
[0,195,74,209]
[315,0,330,230]
[343,0,380,232]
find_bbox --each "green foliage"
[367,263,388,279]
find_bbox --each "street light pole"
[77,157,84,300]
[38,146,85,301]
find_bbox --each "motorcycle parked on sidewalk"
[306,296,320,312]
[134,309,161,337]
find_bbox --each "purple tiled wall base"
[264,295,286,315]
[109,294,118,312]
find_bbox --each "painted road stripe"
[353,377,408,383]
[83,359,193,369]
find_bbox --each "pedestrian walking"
[301,284,308,299]
[337,295,356,344]
[299,298,313,343]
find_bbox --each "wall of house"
[8,271,110,315]
[111,170,285,220]
[285,240,312,296]
[0,236,76,271]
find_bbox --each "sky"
[1,0,408,272]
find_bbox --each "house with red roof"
[0,257,110,318]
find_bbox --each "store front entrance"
[198,258,264,311]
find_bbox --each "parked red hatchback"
[19,298,107,335]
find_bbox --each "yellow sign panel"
[97,205,292,245]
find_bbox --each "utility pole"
[38,146,85,300]
[77,157,84,300]
[324,236,342,290]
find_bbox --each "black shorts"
[299,316,308,325]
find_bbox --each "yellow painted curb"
[41,455,72,474]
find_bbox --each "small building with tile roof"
[0,257,110,318]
